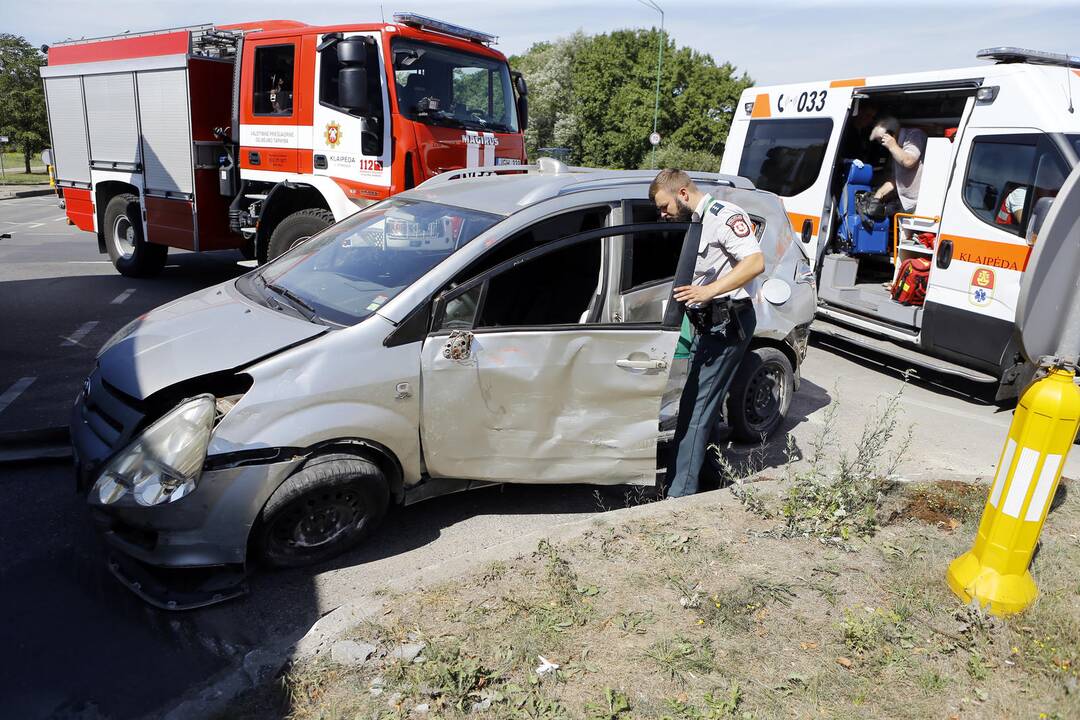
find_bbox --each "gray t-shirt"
[894,127,927,212]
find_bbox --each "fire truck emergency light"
[392,12,497,45]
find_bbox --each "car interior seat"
[838,160,890,255]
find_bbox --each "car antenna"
[1067,52,1076,114]
[380,4,386,23]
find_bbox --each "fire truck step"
[811,317,999,384]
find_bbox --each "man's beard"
[672,198,694,222]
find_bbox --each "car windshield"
[393,39,518,133]
[254,199,502,326]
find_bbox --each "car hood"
[98,281,327,401]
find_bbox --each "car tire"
[103,194,167,277]
[726,346,794,442]
[263,208,334,264]
[255,453,390,568]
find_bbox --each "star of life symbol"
[974,288,987,303]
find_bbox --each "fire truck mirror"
[512,72,529,131]
[337,37,371,65]
[340,67,369,112]
[513,73,528,97]
[1026,196,1054,245]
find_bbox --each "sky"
[5,0,1080,85]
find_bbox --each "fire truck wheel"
[264,208,334,263]
[254,453,389,568]
[726,346,794,442]
[104,194,167,277]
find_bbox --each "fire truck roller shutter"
[137,69,194,196]
[84,73,140,167]
[43,76,91,185]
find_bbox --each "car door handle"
[616,358,668,370]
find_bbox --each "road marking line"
[67,261,112,264]
[0,377,35,416]
[110,288,136,305]
[60,321,99,347]
[899,395,1012,429]
[27,222,44,229]
[53,216,66,221]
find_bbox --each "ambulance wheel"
[255,454,389,568]
[263,208,334,263]
[104,194,167,278]
[726,347,793,442]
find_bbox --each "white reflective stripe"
[465,130,479,168]
[1025,453,1062,522]
[1002,446,1040,518]
[989,438,1015,507]
[482,132,494,165]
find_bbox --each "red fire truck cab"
[41,13,528,276]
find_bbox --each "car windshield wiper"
[258,276,320,322]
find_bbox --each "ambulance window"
[962,137,1037,237]
[738,119,833,197]
[253,45,295,116]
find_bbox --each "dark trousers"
[665,303,756,498]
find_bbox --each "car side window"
[621,204,685,292]
[475,237,604,328]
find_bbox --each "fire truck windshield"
[248,198,502,326]
[392,38,518,133]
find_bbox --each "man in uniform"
[650,169,765,498]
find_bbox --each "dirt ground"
[222,474,1079,720]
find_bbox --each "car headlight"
[91,394,215,507]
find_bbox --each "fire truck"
[40,13,528,277]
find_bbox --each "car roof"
[399,159,758,216]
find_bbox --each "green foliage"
[584,688,631,720]
[0,35,48,173]
[510,28,751,168]
[645,635,717,683]
[641,145,724,173]
[662,685,744,719]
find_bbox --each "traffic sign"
[649,132,661,146]
[0,136,8,143]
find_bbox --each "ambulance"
[40,13,528,277]
[720,48,1080,398]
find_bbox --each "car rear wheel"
[255,453,389,568]
[103,194,167,277]
[263,208,334,264]
[726,346,794,442]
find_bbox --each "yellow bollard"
[948,368,1080,615]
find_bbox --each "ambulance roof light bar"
[977,47,1080,70]
[392,12,497,46]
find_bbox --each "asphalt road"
[1,194,1073,719]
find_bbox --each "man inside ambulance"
[867,116,927,218]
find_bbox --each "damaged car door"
[419,223,700,485]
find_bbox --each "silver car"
[70,160,815,608]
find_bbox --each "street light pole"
[637,0,664,168]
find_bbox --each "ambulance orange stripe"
[941,234,1032,271]
[829,78,866,88]
[786,211,820,237]
[750,94,771,118]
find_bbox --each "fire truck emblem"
[324,122,343,148]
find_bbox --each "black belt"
[687,298,752,338]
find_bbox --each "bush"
[641,145,725,173]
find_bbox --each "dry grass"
[223,477,1080,719]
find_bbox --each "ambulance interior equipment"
[818,87,970,330]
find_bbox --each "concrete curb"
[0,187,56,200]
[0,426,72,465]
[153,487,741,720]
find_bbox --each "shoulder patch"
[725,213,751,238]
[708,202,724,216]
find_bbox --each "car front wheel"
[255,453,390,568]
[726,346,794,442]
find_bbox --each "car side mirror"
[982,185,999,211]
[1026,196,1055,245]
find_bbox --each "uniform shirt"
[688,193,762,307]
[893,127,927,212]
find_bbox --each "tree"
[511,28,752,170]
[509,32,588,161]
[0,35,48,173]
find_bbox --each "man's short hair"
[649,168,697,202]
[874,115,901,136]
